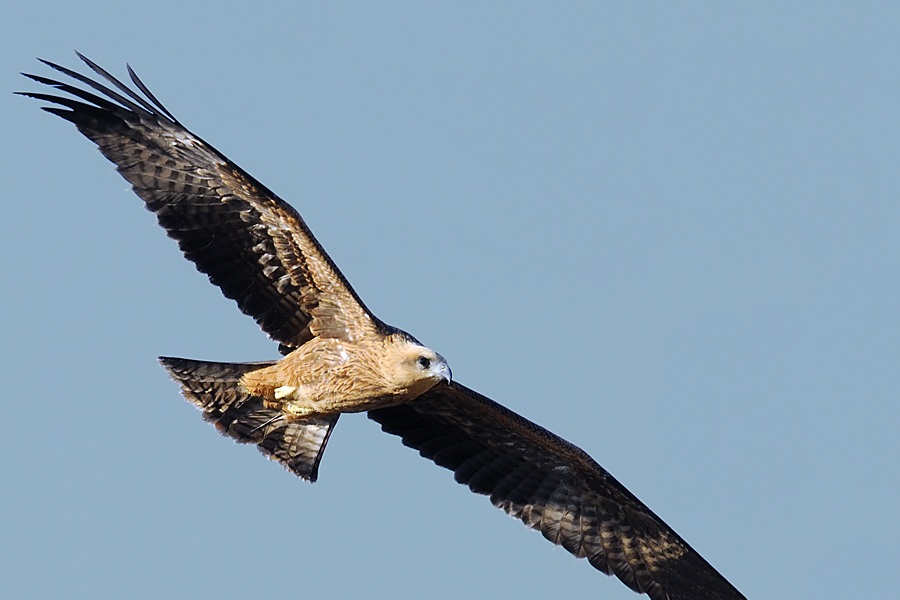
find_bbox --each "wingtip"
[20,72,58,86]
[158,356,185,376]
[37,57,65,73]
[14,71,39,97]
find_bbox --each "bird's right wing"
[369,382,745,600]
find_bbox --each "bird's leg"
[281,402,319,419]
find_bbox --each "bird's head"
[383,332,452,397]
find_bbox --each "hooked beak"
[436,356,452,383]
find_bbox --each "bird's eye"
[417,356,431,369]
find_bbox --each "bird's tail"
[159,357,339,482]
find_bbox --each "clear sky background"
[2,3,898,599]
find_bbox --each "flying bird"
[21,54,745,600]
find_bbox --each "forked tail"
[159,357,339,482]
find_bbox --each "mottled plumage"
[22,54,744,600]
[20,53,450,481]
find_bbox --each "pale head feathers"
[381,333,451,397]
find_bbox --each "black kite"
[21,54,745,600]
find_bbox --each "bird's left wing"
[369,382,744,600]
[20,54,381,350]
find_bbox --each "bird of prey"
[21,54,745,600]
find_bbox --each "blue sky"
[2,3,898,599]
